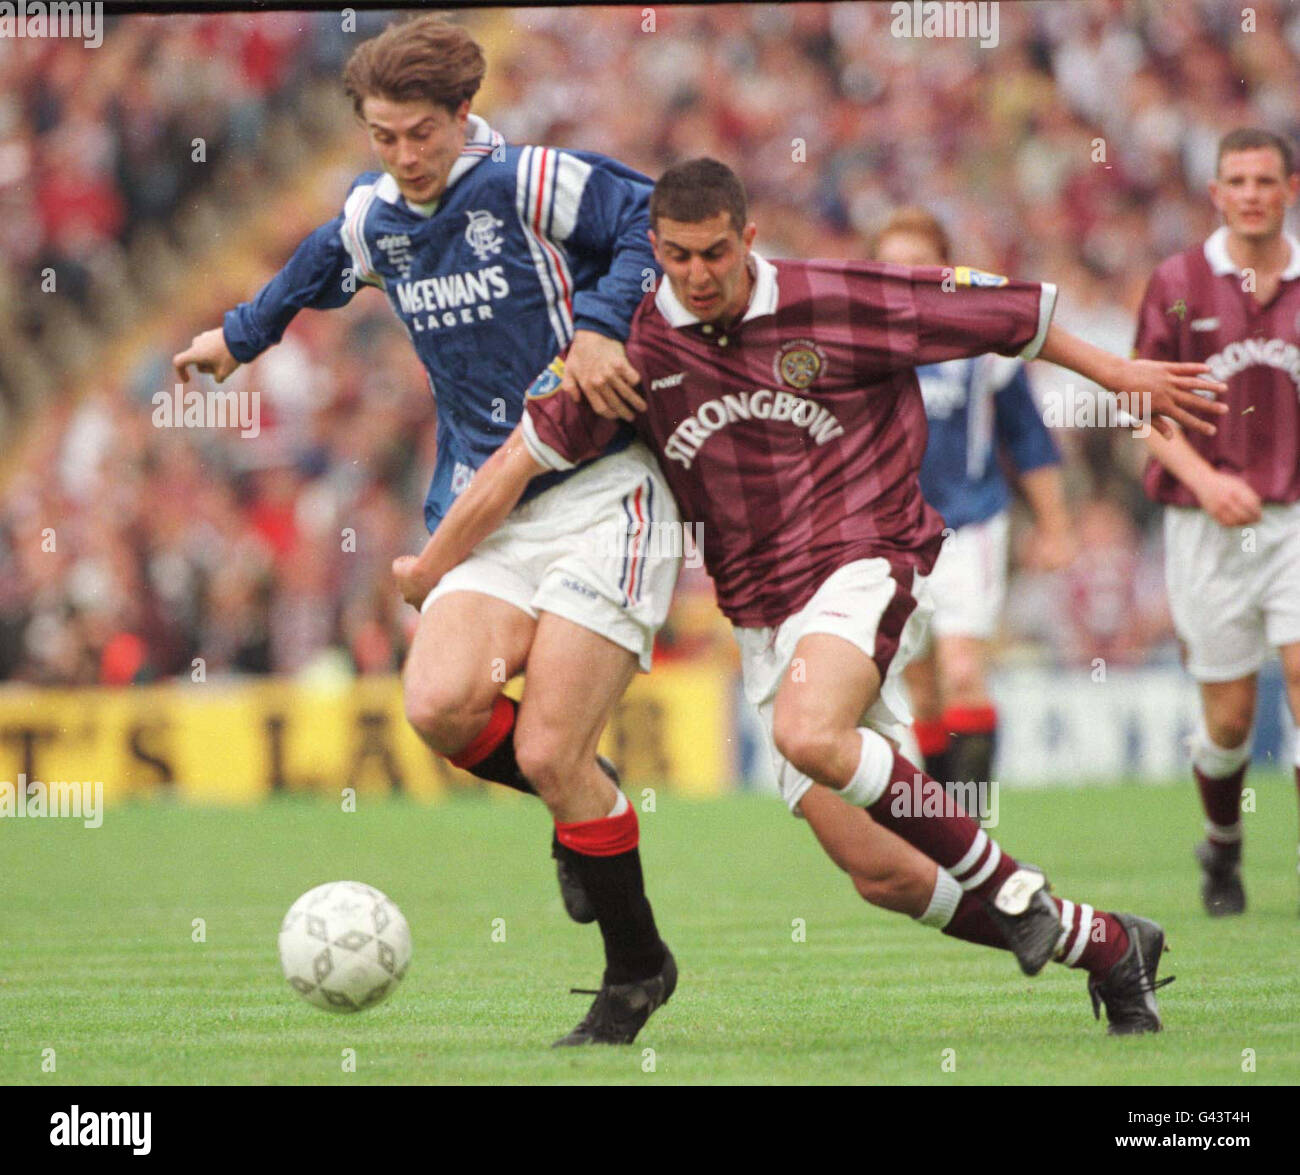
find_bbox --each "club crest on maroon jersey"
[773,339,828,390]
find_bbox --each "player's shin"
[836,729,1020,903]
[447,694,536,795]
[553,792,667,984]
[1191,723,1250,845]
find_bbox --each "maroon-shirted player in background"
[397,159,1226,1033]
[1140,128,1300,917]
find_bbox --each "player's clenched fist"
[392,555,434,610]
[1195,470,1263,527]
[172,327,241,384]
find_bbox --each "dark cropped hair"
[650,158,749,235]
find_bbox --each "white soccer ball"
[278,881,412,1013]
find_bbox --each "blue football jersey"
[223,116,650,531]
[916,353,1060,531]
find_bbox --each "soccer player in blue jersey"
[872,208,1075,789]
[173,15,678,1045]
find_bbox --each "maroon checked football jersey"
[1137,226,1300,507]
[523,254,1056,627]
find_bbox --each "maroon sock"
[1194,764,1246,836]
[942,894,1007,950]
[942,892,1129,975]
[866,751,1018,903]
[1052,897,1128,975]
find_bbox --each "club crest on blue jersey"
[465,209,505,260]
[953,266,1009,288]
[526,356,567,400]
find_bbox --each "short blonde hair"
[871,207,951,265]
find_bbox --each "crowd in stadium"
[2,2,1298,685]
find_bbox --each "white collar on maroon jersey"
[1203,225,1300,280]
[654,253,780,328]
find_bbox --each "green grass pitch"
[3,777,1298,1085]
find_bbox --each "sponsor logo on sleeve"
[953,266,1008,288]
[526,357,567,401]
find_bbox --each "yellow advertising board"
[0,663,732,805]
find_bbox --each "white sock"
[1190,724,1251,778]
[838,728,894,808]
[607,790,629,818]
[917,869,962,928]
[1205,819,1242,844]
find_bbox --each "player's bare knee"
[1205,712,1253,750]
[514,728,580,801]
[773,717,839,782]
[403,679,487,755]
[943,672,988,710]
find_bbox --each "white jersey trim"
[520,412,576,472]
[1017,282,1057,361]
[340,182,384,289]
[655,252,780,327]
[1204,224,1300,281]
[515,146,576,349]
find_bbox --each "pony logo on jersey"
[773,339,827,389]
[465,210,505,261]
[952,266,1008,289]
[526,356,567,401]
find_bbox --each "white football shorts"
[732,557,934,815]
[1164,500,1300,682]
[927,510,1009,640]
[422,441,681,672]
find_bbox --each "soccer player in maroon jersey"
[396,159,1226,1032]
[1139,128,1300,917]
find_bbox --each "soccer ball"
[278,881,412,1013]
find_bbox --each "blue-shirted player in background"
[174,15,679,1045]
[872,208,1075,789]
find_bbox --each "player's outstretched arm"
[1036,323,1229,439]
[1018,466,1076,570]
[392,425,546,609]
[1145,424,1263,526]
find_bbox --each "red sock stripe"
[914,718,950,756]
[943,704,997,735]
[556,803,639,857]
[449,695,515,769]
